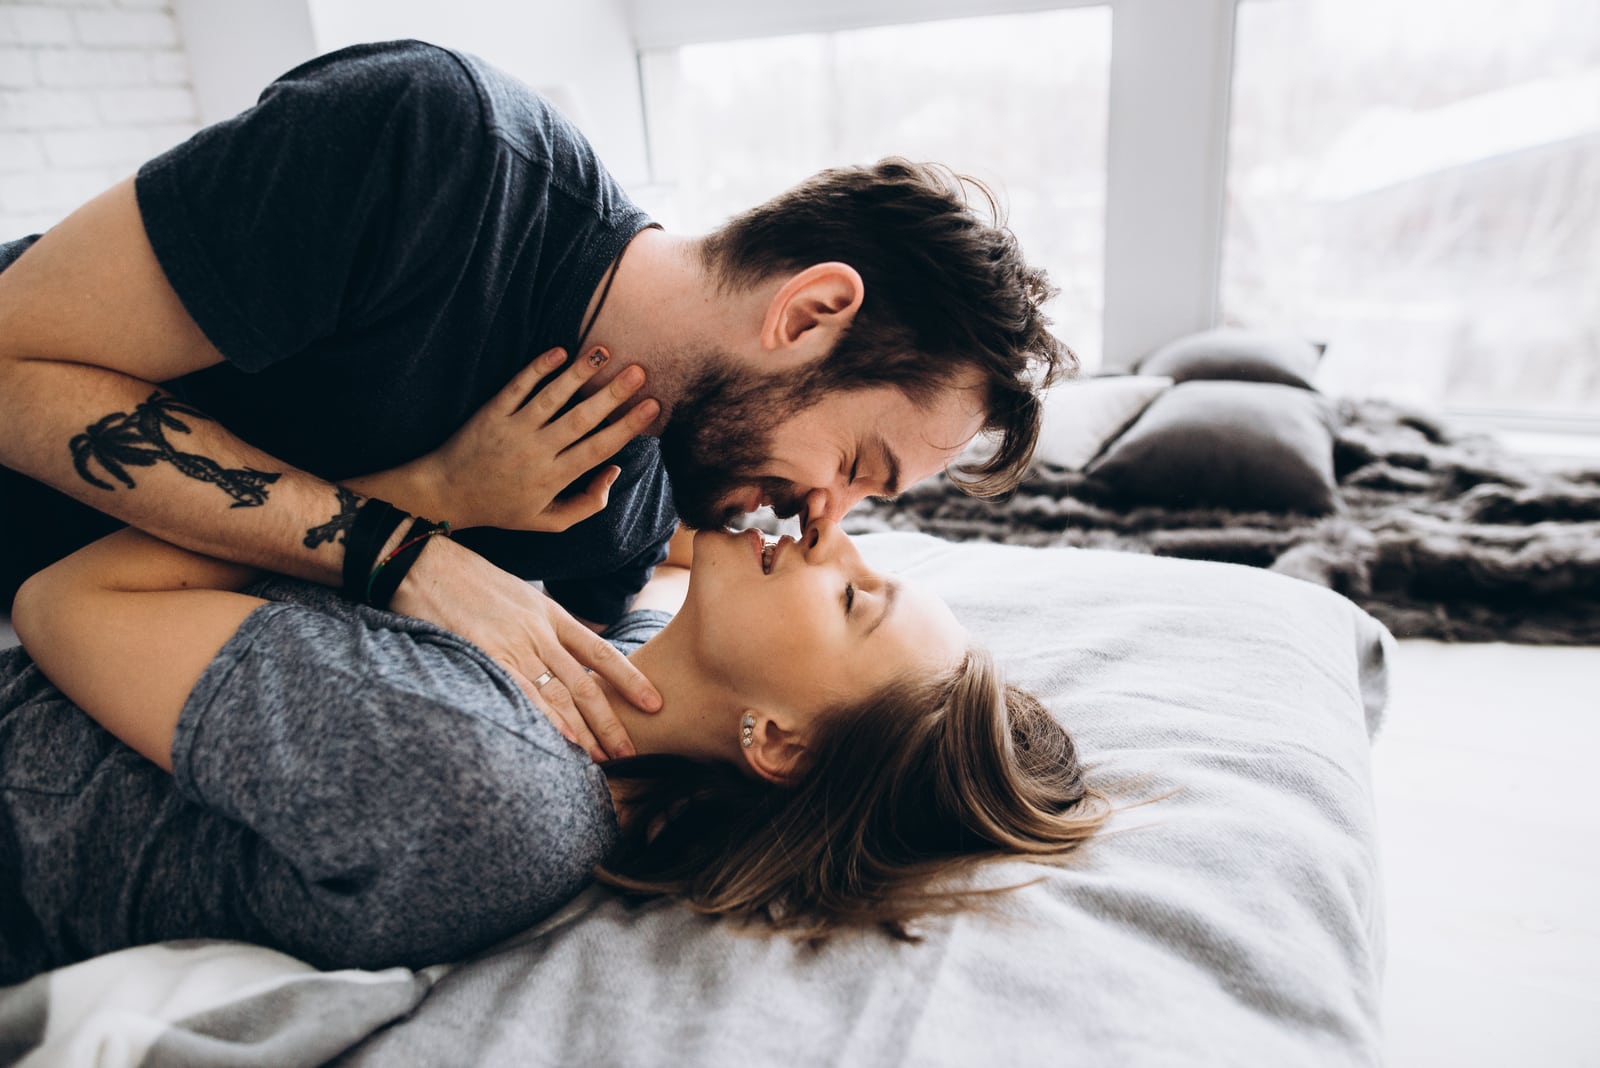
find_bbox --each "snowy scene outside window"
[1222,0,1600,422]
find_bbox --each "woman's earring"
[740,713,756,749]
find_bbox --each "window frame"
[627,0,1239,374]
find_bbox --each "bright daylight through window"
[1222,0,1600,424]
[638,7,1111,371]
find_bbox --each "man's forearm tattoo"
[304,486,362,549]
[68,391,281,507]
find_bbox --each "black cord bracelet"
[341,498,408,603]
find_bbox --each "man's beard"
[656,362,813,530]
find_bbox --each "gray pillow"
[1085,381,1339,514]
[1137,328,1323,390]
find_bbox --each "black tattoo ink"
[68,391,282,507]
[304,486,362,549]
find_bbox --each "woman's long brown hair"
[595,646,1107,943]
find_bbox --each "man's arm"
[0,179,660,760]
[0,179,358,580]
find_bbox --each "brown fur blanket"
[843,399,1600,644]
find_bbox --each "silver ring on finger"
[533,670,556,689]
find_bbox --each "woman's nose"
[801,517,841,557]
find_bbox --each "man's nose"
[802,485,870,527]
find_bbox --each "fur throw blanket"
[843,399,1600,644]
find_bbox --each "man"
[0,41,1071,758]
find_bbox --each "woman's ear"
[739,710,809,786]
[758,262,864,363]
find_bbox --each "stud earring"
[740,713,756,749]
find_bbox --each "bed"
[0,532,1391,1067]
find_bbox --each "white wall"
[0,0,201,238]
[172,0,314,127]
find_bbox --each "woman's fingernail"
[620,365,645,388]
[587,346,610,368]
[545,348,567,367]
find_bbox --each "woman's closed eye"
[844,582,856,615]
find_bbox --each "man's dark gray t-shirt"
[0,39,675,623]
[0,577,668,984]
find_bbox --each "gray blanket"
[846,398,1600,644]
[2,534,1392,1067]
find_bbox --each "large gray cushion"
[1087,380,1340,514]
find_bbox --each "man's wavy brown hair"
[595,646,1106,943]
[699,158,1077,498]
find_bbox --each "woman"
[0,367,1102,984]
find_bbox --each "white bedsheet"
[334,534,1392,1067]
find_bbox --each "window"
[1222,0,1600,423]
[637,7,1112,370]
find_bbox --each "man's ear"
[739,710,809,786]
[759,262,864,363]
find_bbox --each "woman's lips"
[747,527,765,571]
[764,536,790,574]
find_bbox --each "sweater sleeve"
[170,599,618,969]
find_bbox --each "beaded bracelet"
[366,517,452,609]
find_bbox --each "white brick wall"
[0,0,200,238]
